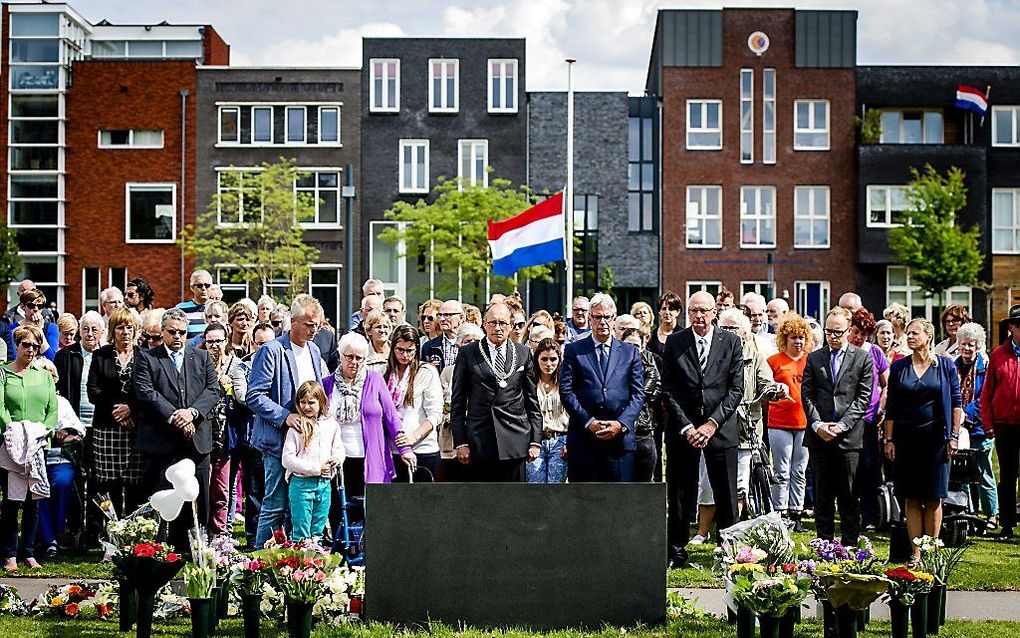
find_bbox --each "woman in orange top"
[767,312,814,528]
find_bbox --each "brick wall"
[64,60,198,313]
[202,26,231,66]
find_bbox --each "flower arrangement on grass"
[914,535,968,585]
[153,584,191,620]
[34,581,117,619]
[715,513,795,578]
[0,584,28,616]
[883,566,935,607]
[234,557,269,597]
[803,537,889,611]
[731,571,810,618]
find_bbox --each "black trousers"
[0,469,39,560]
[666,436,738,555]
[392,452,442,483]
[634,433,658,483]
[996,426,1020,530]
[238,445,264,548]
[142,451,210,553]
[472,457,526,482]
[811,445,861,545]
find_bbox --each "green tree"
[181,158,320,300]
[380,175,556,304]
[888,164,983,307]
[0,221,23,291]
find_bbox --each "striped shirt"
[79,348,95,426]
[175,300,206,339]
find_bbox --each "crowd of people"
[1,272,1019,573]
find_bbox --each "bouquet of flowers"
[0,584,28,616]
[803,537,889,611]
[731,571,810,618]
[153,584,191,620]
[209,535,244,581]
[883,566,935,607]
[33,581,117,620]
[234,557,269,597]
[183,563,217,599]
[716,513,796,576]
[914,536,968,585]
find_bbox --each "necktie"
[697,337,708,372]
[494,342,505,374]
[599,343,610,378]
[830,348,841,382]
[171,350,183,372]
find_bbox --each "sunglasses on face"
[205,338,226,345]
[19,341,40,350]
[271,320,282,327]
[719,325,740,331]
[513,322,526,329]
[164,329,188,336]
[25,302,45,310]
[422,315,436,322]
[144,333,162,342]
[193,282,212,289]
[824,328,847,337]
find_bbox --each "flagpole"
[981,85,992,127]
[565,58,576,309]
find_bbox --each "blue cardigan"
[957,352,988,438]
[888,354,962,441]
[7,320,59,362]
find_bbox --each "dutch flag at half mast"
[955,84,988,116]
[487,193,565,277]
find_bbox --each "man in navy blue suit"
[560,293,645,482]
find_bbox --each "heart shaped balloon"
[149,488,185,521]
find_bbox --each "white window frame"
[429,58,459,113]
[741,281,774,300]
[880,109,945,144]
[218,106,240,145]
[686,99,723,150]
[866,184,910,228]
[369,58,400,113]
[309,264,343,329]
[487,58,518,114]
[992,188,1020,254]
[740,69,753,163]
[685,185,722,249]
[317,106,340,145]
[794,185,830,249]
[398,139,429,194]
[97,129,164,149]
[295,169,342,229]
[793,99,830,151]
[125,182,176,244]
[763,68,776,164]
[794,281,830,319]
[284,106,307,145]
[685,281,723,322]
[216,168,263,226]
[887,266,972,320]
[251,106,273,144]
[82,267,100,315]
[369,220,407,302]
[991,106,1020,148]
[739,185,776,249]
[215,266,250,300]
[457,139,488,189]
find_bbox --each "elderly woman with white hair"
[54,311,104,426]
[325,332,414,523]
[256,295,276,323]
[955,321,998,529]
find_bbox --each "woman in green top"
[1,324,58,572]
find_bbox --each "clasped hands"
[685,421,717,449]
[588,420,623,440]
[112,403,135,430]
[170,408,196,438]
[816,422,843,442]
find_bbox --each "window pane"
[881,111,901,143]
[797,102,810,128]
[10,175,57,198]
[372,223,400,283]
[11,13,59,36]
[923,112,943,143]
[129,187,174,240]
[706,102,719,128]
[220,108,239,142]
[134,130,163,146]
[11,65,59,90]
[416,146,426,187]
[11,39,59,63]
[10,146,58,170]
[491,74,501,108]
[814,102,827,127]
[628,193,640,231]
[318,191,338,224]
[10,200,58,225]
[320,108,338,142]
[796,188,810,214]
[253,108,272,142]
[994,109,1013,144]
[706,187,719,214]
[903,112,922,143]
[628,118,640,161]
[642,119,653,161]
[287,108,305,142]
[92,40,126,57]
[689,102,702,126]
[14,227,58,252]
[101,130,130,146]
[128,41,162,57]
[10,95,58,117]
[165,40,202,57]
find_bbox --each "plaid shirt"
[441,336,459,369]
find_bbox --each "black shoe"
[997,527,1015,540]
[667,549,689,570]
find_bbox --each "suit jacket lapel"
[820,345,834,387]
[158,347,183,398]
[705,330,726,376]
[683,331,703,379]
[585,339,606,384]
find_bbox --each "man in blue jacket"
[246,294,325,548]
[560,293,644,482]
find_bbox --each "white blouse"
[388,364,443,456]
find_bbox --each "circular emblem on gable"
[748,31,770,56]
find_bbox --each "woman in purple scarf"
[326,332,415,525]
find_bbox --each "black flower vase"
[758,614,782,638]
[240,594,262,638]
[208,586,220,636]
[189,598,213,638]
[889,600,910,638]
[910,594,929,638]
[118,577,137,632]
[135,588,158,638]
[285,600,314,638]
[939,586,947,626]
[927,584,945,635]
[822,600,837,638]
[216,579,230,619]
[736,604,754,638]
[835,604,858,638]
[779,606,798,638]
[857,605,870,630]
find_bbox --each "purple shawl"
[324,370,410,484]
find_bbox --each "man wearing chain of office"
[450,301,543,482]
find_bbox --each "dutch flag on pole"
[487,192,565,277]
[955,84,988,116]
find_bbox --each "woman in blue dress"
[883,318,962,565]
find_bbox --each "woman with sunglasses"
[1,324,58,572]
[6,289,59,362]
[86,307,146,524]
[227,302,255,358]
[417,299,442,346]
[200,322,242,539]
[385,325,443,481]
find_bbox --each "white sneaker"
[689,534,709,546]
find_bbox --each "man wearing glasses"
[661,291,745,568]
[801,306,874,545]
[175,270,214,340]
[422,300,464,372]
[564,296,591,344]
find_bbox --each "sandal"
[986,516,998,530]
[2,559,16,574]
[24,558,42,570]
[906,557,921,569]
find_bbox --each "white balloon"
[165,459,196,488]
[178,476,200,501]
[150,488,185,522]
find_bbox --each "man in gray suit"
[801,306,874,545]
[247,294,325,548]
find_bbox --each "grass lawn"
[2,616,1019,638]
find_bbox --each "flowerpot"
[939,586,947,626]
[209,586,220,635]
[779,606,798,638]
[835,604,858,638]
[189,598,214,638]
[857,606,870,630]
[726,606,737,625]
[118,577,137,632]
[286,600,314,638]
[911,595,928,638]
[927,585,945,635]
[736,604,754,638]
[135,589,157,638]
[758,614,782,638]
[216,579,230,619]
[112,557,184,638]
[240,594,262,638]
[822,600,837,638]
[890,601,911,638]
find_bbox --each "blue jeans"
[255,454,289,549]
[37,463,76,546]
[288,475,332,541]
[526,435,567,483]
[769,429,809,512]
[971,435,998,517]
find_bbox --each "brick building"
[647,9,857,319]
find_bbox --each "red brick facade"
[660,9,856,307]
[202,26,231,66]
[64,61,199,313]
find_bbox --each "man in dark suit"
[802,306,874,545]
[661,291,744,567]
[421,299,463,372]
[133,307,219,548]
[312,324,339,373]
[450,301,542,482]
[560,293,644,482]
